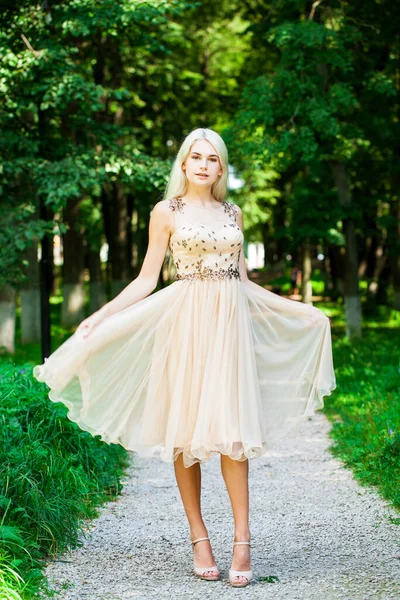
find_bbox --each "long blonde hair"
[162,128,229,202]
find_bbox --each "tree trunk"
[376,255,390,307]
[88,245,106,314]
[364,242,386,314]
[273,197,287,263]
[101,183,131,298]
[61,198,86,328]
[322,242,334,299]
[360,229,379,280]
[261,221,275,268]
[389,198,400,310]
[361,213,383,314]
[330,160,362,339]
[20,241,41,344]
[0,284,16,355]
[327,244,342,300]
[302,238,313,304]
[93,32,131,299]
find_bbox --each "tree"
[226,0,400,338]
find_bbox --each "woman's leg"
[174,453,217,568]
[220,455,251,575]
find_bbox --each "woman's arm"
[76,200,173,336]
[236,205,249,282]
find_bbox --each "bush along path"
[0,361,130,600]
[42,412,400,600]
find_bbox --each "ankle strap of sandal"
[233,541,251,546]
[191,536,210,546]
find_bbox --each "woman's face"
[182,139,222,188]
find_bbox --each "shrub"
[0,360,130,599]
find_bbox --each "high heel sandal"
[191,536,220,581]
[229,541,252,587]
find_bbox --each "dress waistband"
[176,266,241,281]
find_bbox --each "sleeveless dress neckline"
[175,197,224,210]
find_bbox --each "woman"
[34,127,336,588]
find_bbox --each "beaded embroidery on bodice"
[168,197,244,281]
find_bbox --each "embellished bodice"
[167,197,244,281]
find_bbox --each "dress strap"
[221,201,239,221]
[167,197,189,241]
[168,197,186,214]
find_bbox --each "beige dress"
[33,197,336,467]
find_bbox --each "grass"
[324,327,400,511]
[0,551,29,600]
[0,359,130,599]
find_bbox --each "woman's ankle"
[234,527,251,542]
[190,525,208,541]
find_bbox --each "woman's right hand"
[76,309,108,339]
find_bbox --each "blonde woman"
[34,127,336,587]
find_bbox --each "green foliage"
[223,0,400,322]
[229,14,381,166]
[0,0,255,287]
[0,204,57,287]
[0,360,130,599]
[268,268,326,295]
[0,550,27,600]
[0,0,198,287]
[259,575,280,583]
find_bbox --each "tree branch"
[20,33,41,58]
[308,0,325,21]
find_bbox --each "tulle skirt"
[33,278,336,467]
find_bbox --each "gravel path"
[45,413,400,600]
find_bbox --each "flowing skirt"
[33,279,336,467]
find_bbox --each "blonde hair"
[162,127,228,202]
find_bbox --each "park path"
[45,413,400,600]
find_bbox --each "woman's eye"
[191,155,218,162]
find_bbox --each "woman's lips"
[196,174,208,178]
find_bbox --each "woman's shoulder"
[152,198,177,213]
[150,200,177,228]
[154,197,186,214]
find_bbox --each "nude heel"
[229,541,252,587]
[191,536,220,581]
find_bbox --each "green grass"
[0,360,130,599]
[324,326,400,511]
[0,551,29,600]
